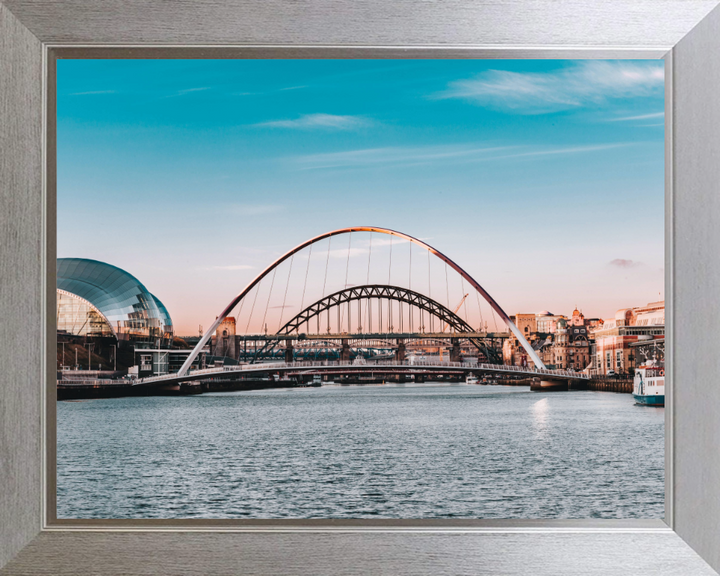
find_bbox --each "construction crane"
[441,293,469,333]
[438,293,469,362]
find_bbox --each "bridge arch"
[249,284,500,362]
[279,284,476,336]
[179,226,543,375]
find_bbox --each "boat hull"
[633,394,664,406]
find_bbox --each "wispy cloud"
[359,237,411,248]
[229,204,285,216]
[609,258,642,269]
[254,113,371,130]
[293,144,513,170]
[292,142,630,170]
[319,248,371,259]
[305,237,413,260]
[490,143,631,161]
[69,90,116,96]
[607,111,664,122]
[436,61,664,114]
[230,84,308,97]
[207,265,255,271]
[178,87,211,95]
[156,87,212,100]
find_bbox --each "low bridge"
[134,359,589,388]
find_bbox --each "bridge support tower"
[285,341,294,363]
[450,338,462,363]
[340,339,351,362]
[395,339,406,362]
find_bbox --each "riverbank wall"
[499,376,632,394]
[57,378,296,400]
[587,377,633,393]
[58,374,635,400]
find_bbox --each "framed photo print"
[2,2,720,575]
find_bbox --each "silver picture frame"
[2,1,720,573]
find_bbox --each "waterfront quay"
[57,358,607,400]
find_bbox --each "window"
[140,354,152,371]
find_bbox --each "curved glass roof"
[150,293,173,329]
[57,258,172,339]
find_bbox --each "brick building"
[590,301,664,376]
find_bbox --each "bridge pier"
[285,341,294,363]
[450,338,462,363]
[340,338,351,362]
[395,339,406,362]
[530,378,569,392]
[568,379,589,391]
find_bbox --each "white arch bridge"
[176,226,554,379]
[135,359,589,388]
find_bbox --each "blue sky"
[58,59,664,335]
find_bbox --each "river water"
[57,383,664,519]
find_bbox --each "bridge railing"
[58,379,132,387]
[136,358,588,385]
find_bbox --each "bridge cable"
[299,243,312,332]
[245,281,261,335]
[340,232,352,331]
[277,253,294,333]
[322,235,332,296]
[445,261,450,312]
[475,289,484,332]
[461,276,469,327]
[260,266,277,336]
[322,236,332,333]
[388,235,393,284]
[344,232,352,289]
[388,236,393,332]
[364,233,373,333]
[427,250,433,332]
[234,284,247,331]
[408,241,413,332]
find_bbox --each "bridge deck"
[228,331,508,341]
[136,360,588,387]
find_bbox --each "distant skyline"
[58,59,664,335]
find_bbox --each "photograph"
[55,58,665,520]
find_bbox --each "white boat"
[466,375,479,384]
[633,361,665,406]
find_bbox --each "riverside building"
[504,308,592,370]
[590,301,665,376]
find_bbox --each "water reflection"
[531,397,549,438]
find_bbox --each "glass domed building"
[56,258,173,344]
